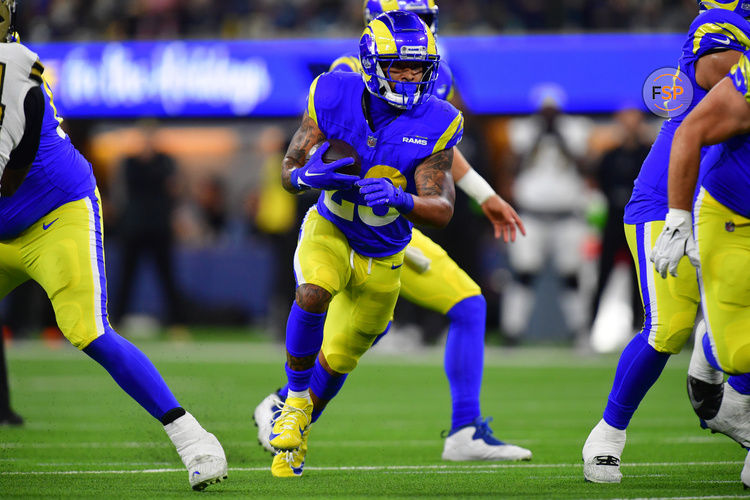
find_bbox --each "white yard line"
[1,460,744,476]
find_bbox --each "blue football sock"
[445,295,485,430]
[83,330,180,420]
[728,374,750,395]
[278,385,289,400]
[603,333,670,430]
[309,357,347,423]
[284,301,326,391]
[285,363,313,394]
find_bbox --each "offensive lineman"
[651,46,750,487]
[0,1,226,491]
[582,0,750,483]
[255,0,530,465]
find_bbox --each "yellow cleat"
[268,396,313,451]
[271,426,310,477]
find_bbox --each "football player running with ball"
[266,11,468,477]
[651,46,750,488]
[0,1,226,491]
[256,0,530,467]
[583,0,750,484]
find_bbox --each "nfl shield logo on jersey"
[367,135,377,148]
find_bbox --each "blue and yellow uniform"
[296,70,462,372]
[623,9,750,354]
[0,45,104,350]
[328,53,479,316]
[693,50,750,374]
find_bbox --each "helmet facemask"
[367,56,437,109]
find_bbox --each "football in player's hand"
[310,139,361,177]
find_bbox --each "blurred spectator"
[503,95,593,344]
[589,107,651,331]
[193,175,229,244]
[246,126,311,337]
[110,121,185,329]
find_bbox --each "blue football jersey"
[624,9,750,224]
[700,50,750,217]
[0,50,95,239]
[329,51,455,101]
[308,71,463,257]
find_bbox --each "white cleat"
[703,383,750,448]
[582,419,626,483]
[441,417,532,462]
[742,449,750,489]
[253,391,284,455]
[165,412,228,491]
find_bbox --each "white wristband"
[455,168,496,205]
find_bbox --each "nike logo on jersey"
[714,36,731,45]
[391,263,403,269]
[42,218,59,230]
[305,172,326,176]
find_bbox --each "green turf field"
[1,336,746,499]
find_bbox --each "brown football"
[309,138,361,177]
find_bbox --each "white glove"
[650,208,700,278]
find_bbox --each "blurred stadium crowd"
[21,0,695,41]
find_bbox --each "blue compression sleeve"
[445,295,485,430]
[83,331,180,420]
[603,334,670,430]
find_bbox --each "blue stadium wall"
[31,33,685,117]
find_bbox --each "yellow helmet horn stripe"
[369,19,398,55]
[368,17,438,57]
[702,0,741,9]
[379,0,401,11]
[425,23,437,55]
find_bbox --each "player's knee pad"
[323,331,378,374]
[53,302,93,349]
[37,239,77,294]
[323,352,358,374]
[715,252,750,308]
[644,311,696,355]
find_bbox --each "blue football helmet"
[698,0,750,17]
[359,11,440,110]
[363,0,439,35]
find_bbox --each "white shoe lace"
[276,404,310,432]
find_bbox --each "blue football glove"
[356,177,414,213]
[290,142,359,191]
